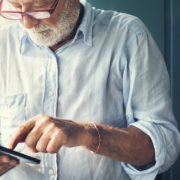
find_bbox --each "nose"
[20,15,40,29]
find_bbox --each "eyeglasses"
[0,0,59,20]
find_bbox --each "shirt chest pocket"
[0,94,27,152]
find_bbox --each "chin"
[28,31,61,47]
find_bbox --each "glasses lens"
[27,12,50,19]
[1,12,21,19]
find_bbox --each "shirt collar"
[20,0,94,54]
[78,0,94,47]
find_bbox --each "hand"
[7,114,85,154]
[0,155,19,177]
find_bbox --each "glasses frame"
[0,0,59,20]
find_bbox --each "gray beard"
[24,0,80,47]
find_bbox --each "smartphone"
[0,146,40,164]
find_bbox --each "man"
[0,0,179,179]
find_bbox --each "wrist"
[89,122,101,154]
[78,122,99,152]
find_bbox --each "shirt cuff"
[121,120,166,179]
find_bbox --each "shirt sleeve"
[121,31,180,180]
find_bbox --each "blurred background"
[0,0,16,27]
[0,0,180,179]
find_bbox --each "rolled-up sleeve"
[121,31,180,179]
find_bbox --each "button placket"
[49,91,54,96]
[42,53,58,180]
[48,169,54,174]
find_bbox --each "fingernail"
[2,158,9,163]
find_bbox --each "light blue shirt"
[0,1,180,180]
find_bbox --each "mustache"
[30,23,53,33]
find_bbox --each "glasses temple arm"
[0,0,3,11]
[51,0,59,9]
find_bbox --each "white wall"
[0,17,15,27]
[0,1,16,27]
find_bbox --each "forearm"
[80,123,155,166]
[7,114,155,166]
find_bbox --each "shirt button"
[48,169,54,174]
[49,91,54,96]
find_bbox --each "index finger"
[7,119,36,150]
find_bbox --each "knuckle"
[18,124,26,132]
[36,114,53,125]
[38,113,48,119]
[37,113,45,118]
[50,123,56,129]
[46,144,59,154]
[36,146,46,153]
[56,129,66,139]
[25,120,33,127]
[47,148,57,154]
[40,114,51,123]
[25,139,34,148]
[44,117,51,123]
[56,128,63,136]
[40,118,50,127]
[34,114,47,122]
